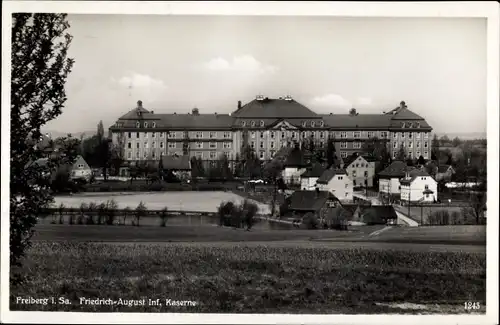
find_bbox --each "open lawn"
[53,191,271,214]
[10,241,486,314]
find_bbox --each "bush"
[134,201,147,227]
[97,203,107,225]
[218,201,236,227]
[78,203,87,225]
[122,207,131,225]
[302,212,319,230]
[87,202,98,225]
[57,203,65,224]
[159,207,169,227]
[241,200,259,230]
[105,199,119,225]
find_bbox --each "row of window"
[393,132,429,139]
[127,131,232,139]
[340,142,362,149]
[126,150,276,160]
[241,120,326,128]
[391,150,429,159]
[127,142,232,149]
[348,170,370,177]
[393,141,429,149]
[401,122,421,128]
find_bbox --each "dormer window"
[408,122,413,128]
[152,122,156,128]
[260,120,265,127]
[401,122,405,128]
[311,121,315,127]
[319,121,324,127]
[302,121,307,127]
[241,121,246,127]
[416,122,421,128]
[136,121,140,128]
[144,122,149,128]
[251,121,255,127]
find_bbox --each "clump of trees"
[217,200,259,230]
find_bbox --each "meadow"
[10,241,486,314]
[53,191,271,214]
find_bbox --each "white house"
[70,155,92,181]
[400,169,438,203]
[378,161,413,195]
[343,154,378,188]
[316,168,353,202]
[300,163,325,190]
[280,146,308,185]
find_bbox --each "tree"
[445,152,453,165]
[263,158,284,217]
[96,120,112,180]
[417,155,426,166]
[10,14,75,272]
[431,134,440,162]
[326,138,337,168]
[362,136,391,168]
[452,136,462,147]
[241,145,261,179]
[395,146,406,161]
[109,133,125,176]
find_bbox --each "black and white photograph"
[1,1,499,324]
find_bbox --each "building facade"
[109,97,433,168]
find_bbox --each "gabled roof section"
[320,114,392,129]
[385,101,425,120]
[72,155,90,169]
[287,190,338,211]
[161,154,191,171]
[232,97,320,119]
[400,169,433,185]
[301,163,325,178]
[378,161,413,178]
[118,100,155,120]
[283,146,308,168]
[316,168,348,184]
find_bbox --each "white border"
[1,1,499,324]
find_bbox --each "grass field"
[53,191,270,214]
[10,241,486,314]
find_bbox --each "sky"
[43,15,487,134]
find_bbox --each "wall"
[400,176,438,203]
[379,178,401,194]
[346,156,376,188]
[300,177,319,190]
[282,167,306,185]
[319,174,353,202]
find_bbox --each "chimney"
[137,100,143,108]
[349,108,357,116]
[400,101,406,109]
[192,107,199,116]
[237,101,242,110]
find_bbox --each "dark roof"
[114,113,234,130]
[343,153,377,168]
[378,161,413,178]
[387,106,425,120]
[288,190,338,211]
[232,98,320,119]
[283,147,308,168]
[118,103,155,120]
[320,114,392,129]
[437,165,453,173]
[316,168,348,184]
[399,169,432,185]
[339,203,359,219]
[161,154,191,170]
[358,206,398,224]
[301,163,325,178]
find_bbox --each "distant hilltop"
[434,132,486,140]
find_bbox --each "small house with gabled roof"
[400,169,438,203]
[300,163,325,190]
[343,153,378,188]
[378,160,415,195]
[316,168,353,202]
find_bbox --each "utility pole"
[407,188,411,221]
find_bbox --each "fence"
[393,204,486,226]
